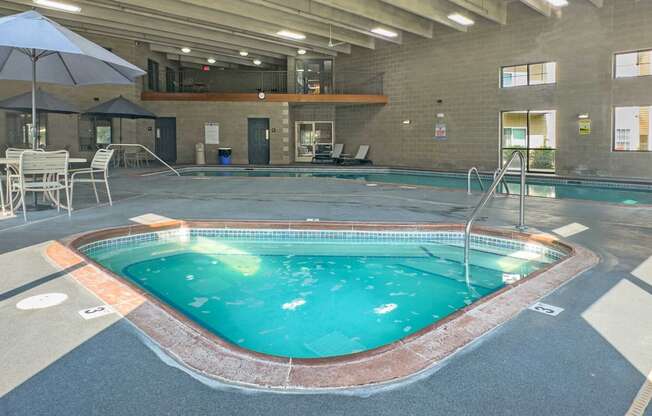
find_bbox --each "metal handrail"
[493,168,511,195]
[463,151,526,265]
[107,144,180,176]
[467,167,484,195]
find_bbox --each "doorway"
[155,117,177,163]
[248,118,270,164]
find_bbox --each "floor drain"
[16,293,68,310]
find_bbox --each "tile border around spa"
[45,220,599,390]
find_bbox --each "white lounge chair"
[312,143,344,164]
[70,149,114,207]
[15,150,71,221]
[335,145,372,165]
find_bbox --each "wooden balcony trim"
[141,91,388,105]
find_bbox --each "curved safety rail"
[464,151,526,265]
[467,167,484,195]
[107,144,180,176]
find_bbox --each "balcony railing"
[144,69,384,95]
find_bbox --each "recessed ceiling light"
[253,59,262,66]
[276,30,306,40]
[207,58,216,64]
[181,47,191,54]
[578,113,590,119]
[370,27,398,38]
[402,119,411,125]
[239,51,249,57]
[545,0,568,6]
[33,0,81,12]
[297,49,307,55]
[447,13,474,26]
[296,68,304,72]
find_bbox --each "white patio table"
[0,157,87,211]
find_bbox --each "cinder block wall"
[334,0,652,179]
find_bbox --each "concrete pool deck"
[1,167,651,415]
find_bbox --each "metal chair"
[70,149,115,207]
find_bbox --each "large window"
[613,106,651,151]
[501,110,556,173]
[165,67,176,92]
[79,116,113,151]
[147,59,160,91]
[5,112,47,147]
[501,62,556,88]
[615,50,651,78]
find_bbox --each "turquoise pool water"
[181,168,652,205]
[84,230,561,358]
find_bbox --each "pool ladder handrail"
[107,143,180,176]
[467,167,484,195]
[493,168,511,195]
[463,151,526,265]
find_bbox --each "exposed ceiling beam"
[242,0,403,44]
[377,0,467,32]
[0,0,314,57]
[166,54,238,69]
[175,0,375,49]
[310,0,434,38]
[90,0,350,54]
[519,0,552,17]
[152,45,275,68]
[448,0,507,25]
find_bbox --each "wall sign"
[579,119,591,135]
[205,122,220,144]
[434,113,447,140]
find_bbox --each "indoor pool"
[82,228,565,359]
[179,168,652,205]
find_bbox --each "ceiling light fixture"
[447,13,474,26]
[33,0,81,13]
[276,30,306,40]
[578,113,590,119]
[239,51,249,57]
[181,47,191,54]
[253,59,262,66]
[297,49,307,55]
[545,0,568,6]
[370,27,398,38]
[207,58,216,64]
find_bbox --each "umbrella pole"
[31,49,38,150]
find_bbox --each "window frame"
[500,61,557,88]
[5,112,47,148]
[612,105,652,152]
[79,115,114,152]
[614,48,652,79]
[500,110,557,174]
[147,59,160,92]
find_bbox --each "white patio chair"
[15,150,71,221]
[70,149,114,207]
[5,148,44,211]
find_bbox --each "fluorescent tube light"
[447,13,474,26]
[276,30,306,40]
[371,27,398,38]
[34,0,81,13]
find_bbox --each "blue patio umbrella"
[0,10,145,149]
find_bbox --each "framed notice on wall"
[205,122,220,144]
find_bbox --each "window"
[165,67,176,92]
[615,50,651,78]
[613,106,651,151]
[5,112,47,147]
[501,62,556,87]
[501,110,556,173]
[147,59,160,91]
[79,116,113,151]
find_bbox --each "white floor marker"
[528,302,564,316]
[552,222,589,237]
[129,213,173,225]
[632,256,652,286]
[16,293,68,310]
[78,305,115,320]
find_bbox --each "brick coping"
[45,220,599,390]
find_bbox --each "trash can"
[195,143,205,165]
[218,147,232,165]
